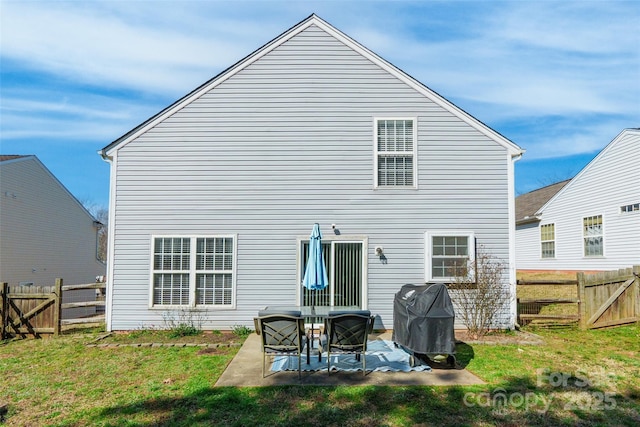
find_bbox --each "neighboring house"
[100,15,524,331]
[0,155,105,318]
[515,128,640,272]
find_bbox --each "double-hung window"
[152,236,235,307]
[375,118,417,188]
[540,223,555,258]
[425,231,475,282]
[583,215,603,257]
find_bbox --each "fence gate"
[578,266,640,329]
[0,280,62,339]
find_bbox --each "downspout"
[508,152,524,328]
[98,149,116,332]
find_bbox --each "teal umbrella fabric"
[302,223,329,291]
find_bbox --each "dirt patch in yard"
[454,329,544,345]
[196,346,236,356]
[95,330,241,345]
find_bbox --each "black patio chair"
[323,310,374,376]
[254,311,306,379]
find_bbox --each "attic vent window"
[375,118,417,188]
[620,203,640,213]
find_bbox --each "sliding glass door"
[300,240,364,308]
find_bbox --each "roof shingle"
[515,180,570,224]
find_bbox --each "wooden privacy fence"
[0,279,106,339]
[578,266,640,329]
[517,266,640,329]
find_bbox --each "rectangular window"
[153,237,190,305]
[375,118,416,187]
[425,232,475,282]
[152,236,235,307]
[583,215,603,257]
[540,223,555,258]
[195,237,234,305]
[620,203,640,213]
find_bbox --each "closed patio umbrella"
[302,223,329,302]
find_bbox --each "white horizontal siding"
[108,24,514,331]
[516,130,640,271]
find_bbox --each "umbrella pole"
[306,293,313,357]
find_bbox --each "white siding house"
[100,15,523,331]
[0,155,106,318]
[515,128,640,272]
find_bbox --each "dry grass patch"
[516,270,581,321]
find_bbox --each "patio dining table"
[261,305,361,364]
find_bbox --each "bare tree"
[80,199,108,263]
[449,246,510,339]
[94,206,108,263]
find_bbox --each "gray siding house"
[100,15,523,331]
[0,155,105,318]
[516,128,640,272]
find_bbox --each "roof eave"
[516,215,542,226]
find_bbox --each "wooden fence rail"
[0,278,106,339]
[517,279,580,325]
[517,266,639,329]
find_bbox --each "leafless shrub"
[449,247,510,339]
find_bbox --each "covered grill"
[392,283,456,367]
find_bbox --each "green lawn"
[1,324,639,426]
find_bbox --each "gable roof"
[0,155,29,163]
[0,155,98,222]
[101,14,523,158]
[515,179,570,225]
[533,128,640,217]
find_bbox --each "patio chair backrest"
[255,312,305,379]
[326,312,373,352]
[256,314,305,353]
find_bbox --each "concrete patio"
[215,331,485,387]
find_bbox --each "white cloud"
[491,2,639,54]
[0,85,163,142]
[0,2,278,95]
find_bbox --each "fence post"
[53,278,63,336]
[0,283,7,340]
[634,266,640,319]
[577,272,586,329]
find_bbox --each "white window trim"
[540,223,556,259]
[425,231,475,282]
[373,117,418,189]
[582,214,605,258]
[148,234,237,309]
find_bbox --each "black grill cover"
[392,283,456,355]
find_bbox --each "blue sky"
[1,1,638,208]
